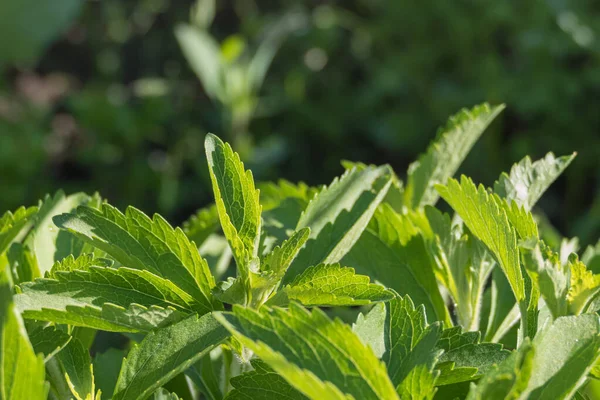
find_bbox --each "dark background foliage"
[1,0,599,244]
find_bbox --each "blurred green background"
[1,0,599,244]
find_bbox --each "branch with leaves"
[1,103,599,400]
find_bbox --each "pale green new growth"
[568,254,600,315]
[405,103,504,209]
[113,313,229,400]
[270,263,394,307]
[53,204,218,312]
[215,303,400,400]
[436,176,525,302]
[0,267,47,400]
[205,133,261,273]
[494,152,576,210]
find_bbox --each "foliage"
[1,0,599,249]
[2,103,600,400]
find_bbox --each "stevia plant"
[1,103,599,400]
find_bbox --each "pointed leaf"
[113,313,229,400]
[19,264,203,314]
[382,296,442,389]
[205,134,261,274]
[353,303,387,358]
[57,337,95,400]
[215,303,399,400]
[0,205,38,255]
[225,359,307,400]
[568,254,600,315]
[0,266,47,400]
[435,327,510,385]
[436,176,525,302]
[25,191,95,276]
[285,165,393,280]
[270,263,393,307]
[343,207,450,325]
[28,326,72,362]
[494,152,576,210]
[53,204,219,312]
[405,103,504,209]
[16,291,185,333]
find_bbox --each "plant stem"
[518,301,529,345]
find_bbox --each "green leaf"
[19,263,203,314]
[28,326,72,362]
[494,152,576,211]
[436,176,525,302]
[0,266,47,400]
[25,191,95,276]
[205,133,261,276]
[395,364,439,400]
[113,313,229,400]
[0,205,38,255]
[353,303,387,358]
[224,359,307,400]
[46,253,112,278]
[16,290,185,333]
[250,227,311,306]
[568,254,600,315]
[469,314,600,399]
[424,206,494,330]
[258,179,318,212]
[525,314,600,399]
[520,239,569,319]
[435,327,510,385]
[466,340,534,400]
[182,205,220,247]
[175,24,223,100]
[382,296,442,391]
[56,337,95,400]
[341,160,405,213]
[342,206,450,325]
[53,204,219,312]
[405,103,504,209]
[285,165,393,280]
[215,303,399,400]
[93,348,124,398]
[269,263,394,307]
[153,388,182,400]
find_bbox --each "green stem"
[518,301,529,345]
